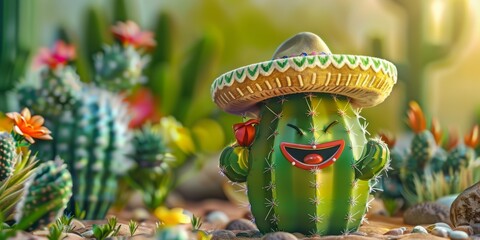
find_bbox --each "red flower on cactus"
[430,118,443,145]
[6,108,53,144]
[233,119,259,147]
[34,40,76,69]
[407,101,427,133]
[464,125,479,148]
[125,87,160,128]
[378,131,396,149]
[111,21,156,49]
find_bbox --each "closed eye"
[287,123,305,136]
[323,120,339,133]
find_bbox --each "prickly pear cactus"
[15,160,72,230]
[0,132,16,182]
[93,45,146,92]
[220,94,389,235]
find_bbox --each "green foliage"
[47,223,66,240]
[0,151,38,220]
[15,159,73,230]
[191,215,203,231]
[56,214,74,233]
[128,219,139,237]
[0,132,16,182]
[92,217,120,240]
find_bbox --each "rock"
[81,230,94,238]
[132,208,151,222]
[225,219,258,231]
[65,233,84,240]
[291,232,305,238]
[454,225,474,236]
[472,223,480,234]
[350,231,367,236]
[205,210,230,226]
[211,230,236,240]
[448,230,470,240]
[411,226,428,234]
[384,227,406,235]
[451,182,480,227]
[236,230,263,238]
[263,232,298,240]
[156,227,188,240]
[431,227,449,238]
[403,202,451,225]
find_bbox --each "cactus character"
[15,159,73,230]
[0,131,16,182]
[212,33,397,235]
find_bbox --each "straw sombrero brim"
[211,54,397,115]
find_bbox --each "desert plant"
[191,214,203,231]
[92,217,121,240]
[0,131,17,182]
[15,159,73,230]
[128,219,139,237]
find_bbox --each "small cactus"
[15,159,73,230]
[0,132,16,182]
[93,44,147,92]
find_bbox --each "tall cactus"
[0,132,16,182]
[15,160,72,230]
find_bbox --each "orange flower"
[6,108,53,144]
[111,21,156,49]
[407,101,427,133]
[465,125,479,148]
[34,40,76,69]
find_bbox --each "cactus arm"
[354,139,390,181]
[219,145,249,183]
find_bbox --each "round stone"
[205,210,230,226]
[411,226,428,234]
[211,230,235,240]
[263,232,298,240]
[384,227,405,235]
[454,225,474,236]
[404,202,451,225]
[449,230,470,240]
[431,227,449,238]
[236,230,262,238]
[225,219,258,231]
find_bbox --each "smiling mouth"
[280,140,345,170]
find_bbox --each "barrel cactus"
[212,32,397,235]
[0,131,16,182]
[15,159,72,230]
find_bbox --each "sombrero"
[211,32,397,115]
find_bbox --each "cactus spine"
[15,160,72,230]
[0,132,16,182]
[220,94,389,235]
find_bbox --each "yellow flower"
[0,113,13,132]
[154,207,190,227]
[197,230,212,240]
[6,108,53,144]
[159,117,195,154]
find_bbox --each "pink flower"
[111,21,156,49]
[34,41,76,69]
[126,88,160,128]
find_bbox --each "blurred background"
[1,0,480,201]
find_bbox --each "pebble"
[449,230,470,240]
[205,210,230,226]
[65,233,83,240]
[225,219,258,231]
[450,181,480,227]
[81,230,94,238]
[236,230,263,238]
[454,225,474,236]
[211,230,236,240]
[403,202,451,225]
[411,225,428,234]
[263,232,298,240]
[70,219,86,230]
[431,227,449,238]
[472,223,480,234]
[132,208,151,222]
[384,227,406,235]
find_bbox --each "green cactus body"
[25,85,132,219]
[408,131,436,171]
[0,132,16,182]
[221,93,389,235]
[443,144,475,173]
[15,160,72,230]
[93,45,145,92]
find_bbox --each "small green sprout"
[92,217,121,240]
[191,214,203,231]
[47,223,65,240]
[128,219,139,236]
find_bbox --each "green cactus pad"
[219,146,248,183]
[0,132,16,182]
[15,160,72,230]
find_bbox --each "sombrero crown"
[211,32,397,115]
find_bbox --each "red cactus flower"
[233,119,259,147]
[111,21,156,49]
[430,118,442,145]
[378,131,396,149]
[34,40,76,69]
[407,101,427,133]
[125,87,160,128]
